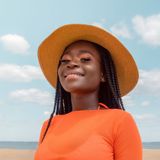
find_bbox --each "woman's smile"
[65,73,84,81]
[64,71,84,78]
[65,72,84,80]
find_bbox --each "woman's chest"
[35,112,115,160]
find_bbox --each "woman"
[34,24,142,160]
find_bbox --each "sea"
[0,141,160,150]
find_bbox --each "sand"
[143,149,160,160]
[0,149,159,160]
[0,149,35,160]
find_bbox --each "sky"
[0,0,160,142]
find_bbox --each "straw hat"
[38,24,139,96]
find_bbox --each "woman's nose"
[67,60,79,68]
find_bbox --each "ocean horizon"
[0,141,160,150]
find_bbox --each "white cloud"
[122,94,151,108]
[122,95,135,107]
[132,14,160,46]
[44,111,51,115]
[123,69,160,108]
[100,18,107,23]
[110,23,132,39]
[9,88,53,106]
[141,101,150,107]
[135,113,156,121]
[91,20,132,40]
[0,34,30,54]
[135,69,160,96]
[91,22,105,29]
[0,64,43,82]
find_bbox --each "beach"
[143,149,160,160]
[0,149,160,160]
[0,149,35,160]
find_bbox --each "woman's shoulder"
[104,108,133,118]
[106,109,137,129]
[100,108,135,125]
[42,115,58,126]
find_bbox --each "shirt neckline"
[56,103,109,116]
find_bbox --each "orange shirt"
[34,109,142,160]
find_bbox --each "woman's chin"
[64,86,88,94]
[65,87,83,93]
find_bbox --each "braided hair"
[40,40,125,143]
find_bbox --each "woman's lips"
[64,72,84,78]
[65,74,83,80]
[64,72,84,80]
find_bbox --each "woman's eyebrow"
[79,50,93,55]
[64,50,93,56]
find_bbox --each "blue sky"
[0,0,160,142]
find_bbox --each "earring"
[101,77,105,82]
[101,74,105,82]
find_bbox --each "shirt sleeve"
[113,111,143,160]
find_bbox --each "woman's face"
[58,40,103,94]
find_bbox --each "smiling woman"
[34,24,142,160]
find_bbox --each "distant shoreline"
[0,141,38,150]
[143,142,160,149]
[0,141,160,149]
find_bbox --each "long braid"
[40,79,73,143]
[40,81,60,143]
[95,43,124,110]
[108,54,125,110]
[61,84,72,113]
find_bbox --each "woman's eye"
[81,58,91,62]
[60,59,70,64]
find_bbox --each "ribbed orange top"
[34,109,142,160]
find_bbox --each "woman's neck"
[71,91,99,111]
